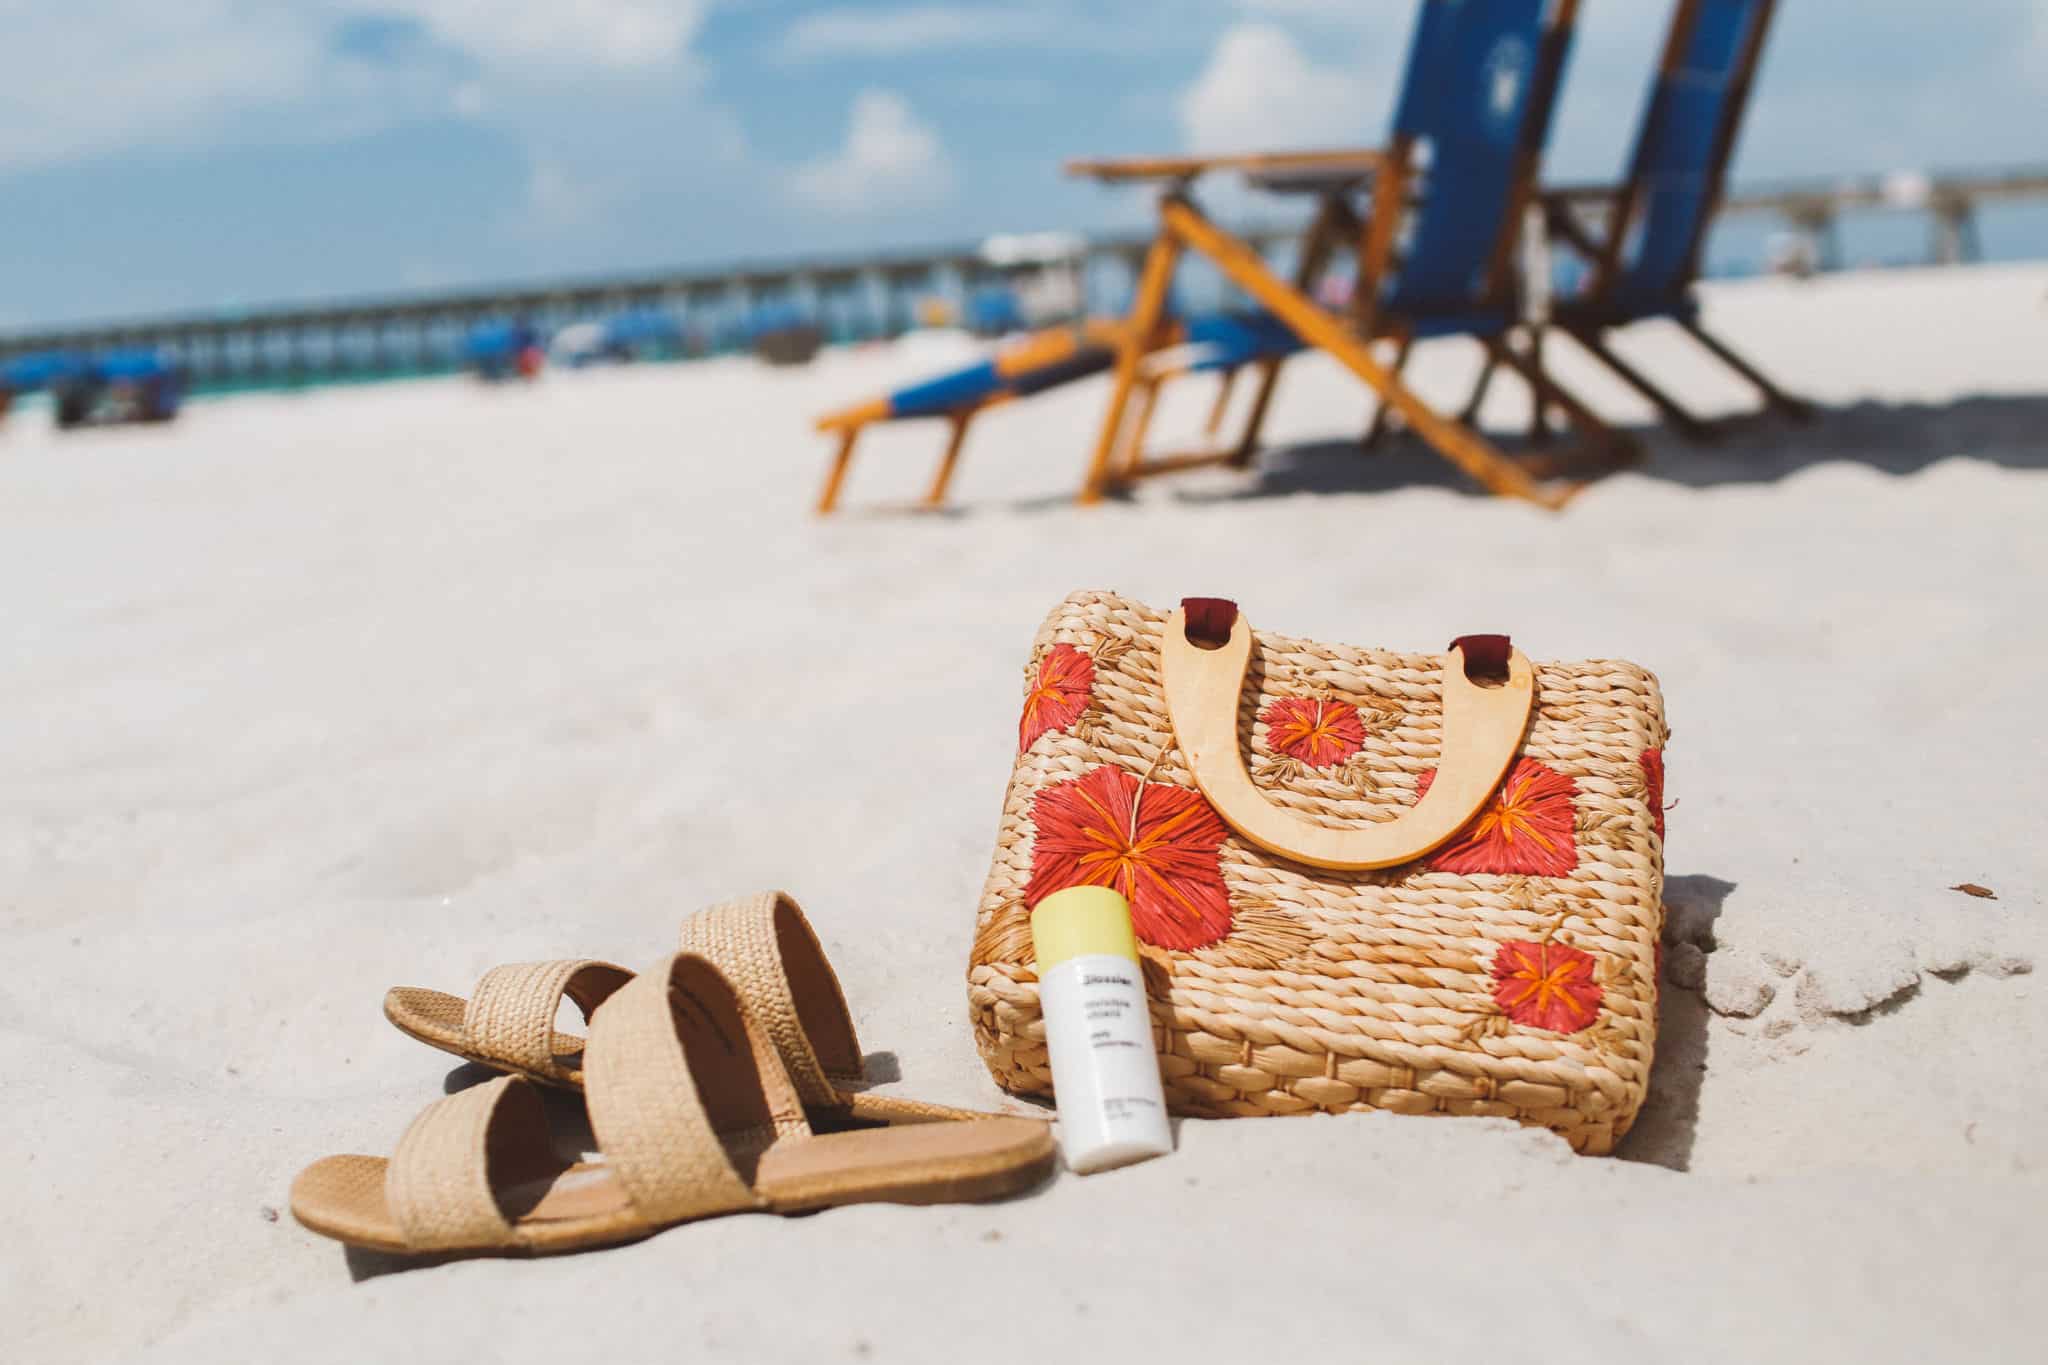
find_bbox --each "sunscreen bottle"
[1030,886,1173,1173]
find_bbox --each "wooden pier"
[1,164,2040,393]
[1722,164,2048,271]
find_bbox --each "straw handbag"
[968,590,1669,1154]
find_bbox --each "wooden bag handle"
[1161,601,1533,871]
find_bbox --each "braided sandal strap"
[462,959,633,1078]
[677,892,864,1108]
[583,952,810,1226]
[385,1076,551,1252]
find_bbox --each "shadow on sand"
[1163,394,2048,505]
[1616,873,1739,1174]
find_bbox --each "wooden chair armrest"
[1066,147,1387,184]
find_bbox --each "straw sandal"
[293,953,1056,1256]
[383,891,981,1128]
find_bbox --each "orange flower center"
[1028,659,1084,716]
[1506,956,1581,1014]
[1285,708,1337,747]
[1473,775,1556,852]
[1071,788,1209,926]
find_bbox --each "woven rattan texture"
[386,1077,529,1250]
[462,959,631,1079]
[583,955,789,1224]
[678,892,859,1108]
[968,590,1669,1154]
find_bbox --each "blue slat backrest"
[1616,0,1768,306]
[1383,0,1569,317]
[1387,0,1461,136]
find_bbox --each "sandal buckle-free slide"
[293,953,1055,1257]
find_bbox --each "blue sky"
[1,1,2043,328]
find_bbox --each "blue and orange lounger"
[813,316,1170,514]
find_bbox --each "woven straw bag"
[968,590,1669,1154]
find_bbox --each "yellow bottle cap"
[1030,886,1141,972]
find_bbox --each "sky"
[1,0,2044,328]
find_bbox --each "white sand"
[4,262,2045,1361]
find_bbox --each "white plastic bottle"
[1030,886,1174,1173]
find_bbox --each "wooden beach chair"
[1516,0,1812,439]
[813,316,1176,514]
[1069,0,1631,507]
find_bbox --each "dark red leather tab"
[1449,633,1512,684]
[1182,597,1239,649]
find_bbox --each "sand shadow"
[345,1244,464,1281]
[439,1060,503,1094]
[1159,394,2048,506]
[1639,395,2048,488]
[1615,872,1738,1173]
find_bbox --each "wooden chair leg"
[1459,352,1498,428]
[1566,326,1718,441]
[923,411,973,507]
[1226,357,1285,469]
[1363,333,1414,452]
[1486,335,1640,473]
[1116,377,1165,480]
[816,427,859,515]
[1080,233,1181,503]
[1525,324,1554,446]
[1204,368,1238,438]
[1677,318,1815,421]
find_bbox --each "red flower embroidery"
[1492,939,1603,1032]
[1018,644,1095,753]
[1417,756,1578,876]
[1260,697,1366,769]
[1025,764,1232,951]
[1641,748,1665,840]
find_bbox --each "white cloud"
[790,89,951,214]
[0,1,707,175]
[395,0,705,73]
[782,5,1051,59]
[0,4,324,172]
[2026,3,2048,78]
[1178,23,1376,154]
[523,161,603,231]
[1232,0,1366,20]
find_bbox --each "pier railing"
[2,163,2041,393]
